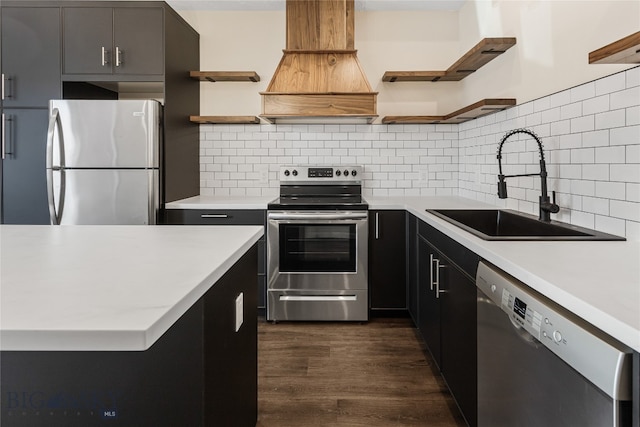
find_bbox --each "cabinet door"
[440,263,478,427]
[407,213,419,323]
[1,7,61,107]
[1,109,50,224]
[113,8,163,76]
[417,235,441,367]
[63,7,113,75]
[369,210,406,310]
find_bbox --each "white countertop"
[367,196,640,353]
[162,194,640,352]
[0,225,263,351]
[165,195,275,210]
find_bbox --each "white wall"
[177,0,639,121]
[458,0,640,107]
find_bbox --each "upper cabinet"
[63,7,164,78]
[1,7,62,108]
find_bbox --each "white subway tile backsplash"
[198,67,639,239]
[595,146,625,164]
[611,164,640,183]
[611,86,640,110]
[596,72,626,95]
[595,109,626,130]
[610,125,640,146]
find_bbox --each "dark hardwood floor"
[257,317,467,427]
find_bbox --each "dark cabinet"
[417,235,441,366]
[63,7,163,77]
[1,109,50,224]
[1,1,199,223]
[369,210,406,311]
[1,7,62,108]
[407,213,419,323]
[163,209,268,313]
[417,219,479,427]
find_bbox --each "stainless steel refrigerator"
[46,99,161,225]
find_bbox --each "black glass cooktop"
[268,196,368,210]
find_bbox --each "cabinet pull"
[434,259,448,299]
[1,74,11,100]
[115,47,122,67]
[375,212,380,239]
[1,113,6,160]
[201,214,229,219]
[429,253,436,291]
[101,47,110,66]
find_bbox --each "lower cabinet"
[369,210,406,312]
[162,209,267,313]
[416,219,479,427]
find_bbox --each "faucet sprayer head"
[497,175,508,198]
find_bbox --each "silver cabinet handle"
[101,47,109,66]
[1,73,5,100]
[1,113,6,160]
[429,253,435,291]
[434,258,447,299]
[115,47,122,67]
[201,214,229,219]
[375,212,380,239]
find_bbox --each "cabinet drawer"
[163,209,266,226]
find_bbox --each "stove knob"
[343,169,349,176]
[284,170,290,177]
[351,169,358,177]
[292,170,298,176]
[335,170,342,176]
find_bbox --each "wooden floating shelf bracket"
[190,116,261,125]
[190,71,260,82]
[381,98,516,124]
[383,37,516,82]
[589,31,640,64]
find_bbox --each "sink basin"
[426,209,625,241]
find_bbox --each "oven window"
[279,224,357,272]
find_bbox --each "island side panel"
[0,244,259,427]
[205,243,258,427]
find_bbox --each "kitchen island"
[0,225,262,427]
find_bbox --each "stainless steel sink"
[426,209,625,241]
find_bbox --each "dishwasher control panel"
[476,261,631,401]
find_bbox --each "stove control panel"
[280,166,362,183]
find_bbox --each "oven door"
[267,211,368,292]
[267,210,369,321]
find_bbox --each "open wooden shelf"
[190,71,260,82]
[381,98,516,124]
[383,37,517,82]
[190,71,261,124]
[189,116,261,125]
[589,31,640,64]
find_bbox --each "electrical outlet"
[235,292,243,332]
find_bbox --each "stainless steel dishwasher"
[476,261,632,427]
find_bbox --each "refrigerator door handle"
[46,108,65,224]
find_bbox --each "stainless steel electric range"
[266,165,368,322]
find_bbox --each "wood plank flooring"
[257,318,467,427]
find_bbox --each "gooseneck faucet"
[497,128,560,222]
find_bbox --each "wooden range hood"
[260,0,378,124]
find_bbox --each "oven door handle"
[268,212,368,221]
